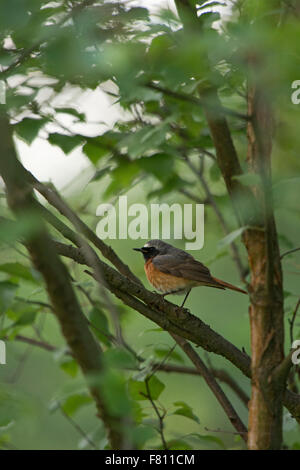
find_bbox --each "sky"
[16,84,123,190]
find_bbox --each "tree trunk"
[244,84,285,449]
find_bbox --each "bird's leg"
[181,289,191,308]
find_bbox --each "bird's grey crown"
[143,240,192,259]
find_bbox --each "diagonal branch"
[171,333,248,442]
[26,171,142,286]
[155,363,250,407]
[147,83,250,122]
[1,152,298,426]
[0,113,124,450]
[54,240,300,423]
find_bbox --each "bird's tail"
[212,277,247,295]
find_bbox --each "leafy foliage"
[0,0,300,451]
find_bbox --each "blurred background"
[0,0,300,450]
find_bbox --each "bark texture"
[244,86,285,449]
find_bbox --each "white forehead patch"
[143,243,151,247]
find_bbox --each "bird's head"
[133,239,170,260]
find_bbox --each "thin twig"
[154,363,249,407]
[15,296,52,311]
[183,154,247,282]
[280,247,300,260]
[147,83,250,122]
[170,333,248,443]
[204,426,248,436]
[26,170,141,286]
[143,378,168,450]
[58,403,98,450]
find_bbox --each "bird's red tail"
[212,277,247,294]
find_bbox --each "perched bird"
[134,239,247,307]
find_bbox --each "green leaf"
[14,118,48,144]
[0,388,20,428]
[200,11,221,29]
[147,174,188,199]
[13,309,37,327]
[218,226,247,249]
[91,166,112,182]
[148,34,174,63]
[121,7,149,22]
[59,357,78,378]
[198,1,225,10]
[129,376,165,401]
[138,153,174,182]
[55,107,85,122]
[120,124,168,159]
[173,401,200,423]
[132,359,154,382]
[61,393,93,417]
[130,425,156,449]
[144,327,164,334]
[83,139,110,164]
[0,212,42,244]
[48,133,84,154]
[0,263,39,284]
[0,281,18,315]
[190,432,225,449]
[154,347,184,364]
[104,348,137,369]
[89,307,111,346]
[163,439,193,450]
[89,369,131,416]
[104,162,140,197]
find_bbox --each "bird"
[133,239,247,307]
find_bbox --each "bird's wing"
[152,254,223,287]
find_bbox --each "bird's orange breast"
[144,258,195,294]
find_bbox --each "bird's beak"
[133,248,142,252]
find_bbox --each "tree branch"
[155,363,250,407]
[147,83,250,122]
[53,240,300,422]
[171,333,248,443]
[0,113,124,450]
[26,171,142,286]
[280,247,300,260]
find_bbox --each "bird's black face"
[133,245,160,261]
